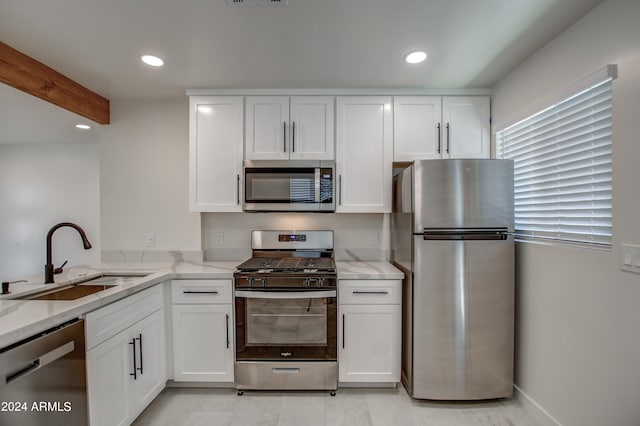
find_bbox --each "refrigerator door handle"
[422,229,508,240]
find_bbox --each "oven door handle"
[235,290,336,299]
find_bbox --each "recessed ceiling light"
[141,55,164,67]
[75,124,91,130]
[404,50,427,64]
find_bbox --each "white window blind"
[496,78,613,248]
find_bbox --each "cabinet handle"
[129,338,137,380]
[292,121,296,152]
[182,290,219,294]
[236,174,240,205]
[446,122,450,154]
[283,121,287,152]
[338,175,342,205]
[226,313,230,349]
[352,290,389,295]
[437,122,441,154]
[342,314,345,349]
[136,333,143,375]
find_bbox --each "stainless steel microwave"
[243,160,335,212]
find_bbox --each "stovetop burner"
[235,256,336,273]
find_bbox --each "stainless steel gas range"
[234,230,337,393]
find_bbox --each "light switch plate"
[620,243,640,274]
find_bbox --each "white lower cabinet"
[338,280,401,384]
[171,279,235,382]
[86,285,166,426]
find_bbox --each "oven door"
[235,290,337,361]
[243,161,335,212]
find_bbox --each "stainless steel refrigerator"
[391,159,514,400]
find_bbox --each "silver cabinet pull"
[352,290,389,295]
[437,122,441,154]
[136,333,143,375]
[225,314,230,349]
[292,121,296,152]
[283,121,287,152]
[182,290,219,294]
[342,314,345,349]
[446,122,450,154]
[129,338,137,380]
[236,174,240,205]
[338,175,342,205]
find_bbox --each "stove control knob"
[249,278,255,288]
[261,277,268,287]
[318,278,325,288]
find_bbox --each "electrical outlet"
[145,232,156,248]
[214,231,224,246]
[368,231,379,246]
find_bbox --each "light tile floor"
[132,386,541,426]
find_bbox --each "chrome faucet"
[44,222,92,284]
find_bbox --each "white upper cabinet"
[189,96,243,212]
[245,96,334,160]
[442,96,490,159]
[393,96,443,160]
[336,96,393,213]
[394,96,490,160]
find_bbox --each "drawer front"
[339,280,401,305]
[171,279,232,304]
[85,284,164,350]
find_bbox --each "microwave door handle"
[315,168,320,202]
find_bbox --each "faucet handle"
[53,260,69,275]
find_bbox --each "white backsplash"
[101,250,204,264]
[202,213,389,261]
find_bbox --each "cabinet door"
[172,304,234,382]
[86,328,133,426]
[339,304,401,383]
[442,96,490,159]
[393,96,442,160]
[189,96,243,212]
[335,96,393,213]
[131,309,166,417]
[289,96,335,160]
[245,96,290,160]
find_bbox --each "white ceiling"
[0,0,602,142]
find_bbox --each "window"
[496,78,613,248]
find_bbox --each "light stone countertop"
[0,261,236,348]
[336,260,404,280]
[0,259,401,348]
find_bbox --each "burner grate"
[236,256,335,272]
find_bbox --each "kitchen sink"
[14,273,151,301]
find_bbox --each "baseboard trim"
[513,385,562,426]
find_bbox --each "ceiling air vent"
[227,0,288,6]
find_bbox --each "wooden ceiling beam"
[0,41,110,124]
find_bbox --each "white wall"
[492,1,640,425]
[0,143,101,280]
[99,98,201,252]
[203,212,388,261]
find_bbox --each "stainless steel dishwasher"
[0,319,87,425]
